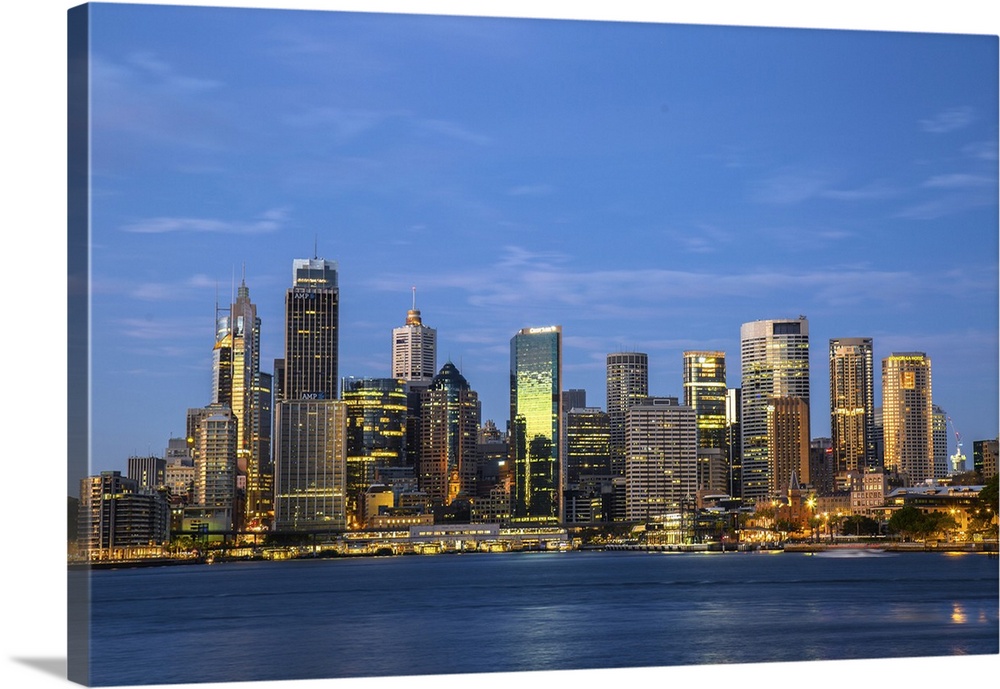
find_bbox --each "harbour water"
[82,550,999,686]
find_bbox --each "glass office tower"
[510,326,563,523]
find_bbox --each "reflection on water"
[87,551,999,686]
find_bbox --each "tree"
[841,515,880,537]
[971,475,998,533]
[887,506,926,541]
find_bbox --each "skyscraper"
[392,288,437,383]
[829,337,876,488]
[419,363,481,507]
[211,274,269,529]
[882,352,934,485]
[606,352,649,476]
[510,326,563,523]
[187,404,239,530]
[342,377,408,525]
[740,317,810,502]
[624,397,697,521]
[682,351,727,450]
[273,256,345,531]
[283,257,339,400]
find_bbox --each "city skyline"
[78,3,997,499]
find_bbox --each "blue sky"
[80,3,998,486]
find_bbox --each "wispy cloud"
[922,173,996,189]
[507,184,555,197]
[962,140,998,161]
[122,208,289,235]
[919,106,976,133]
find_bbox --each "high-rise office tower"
[187,404,239,530]
[740,317,810,502]
[565,407,612,485]
[607,352,649,476]
[342,377,408,525]
[829,337,877,488]
[273,400,347,531]
[624,397,697,521]
[419,363,481,507]
[882,352,934,485]
[246,371,273,527]
[767,396,810,494]
[725,388,742,499]
[562,389,587,414]
[211,274,269,529]
[510,326,563,523]
[392,288,437,384]
[683,351,727,450]
[282,257,339,400]
[932,405,949,480]
[274,256,345,531]
[78,471,170,558]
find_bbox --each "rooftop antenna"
[314,234,319,259]
[412,286,417,310]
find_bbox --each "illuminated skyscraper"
[282,257,339,400]
[682,351,727,450]
[829,337,876,488]
[606,352,649,476]
[767,396,810,493]
[274,256,344,531]
[420,363,481,507]
[932,404,949,480]
[392,288,437,383]
[881,352,934,485]
[740,317,810,502]
[624,397,697,521]
[510,326,563,523]
[187,404,239,530]
[273,400,347,531]
[342,377,408,525]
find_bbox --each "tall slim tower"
[510,326,563,524]
[682,351,727,450]
[606,352,649,476]
[829,337,876,488]
[740,317,810,502]
[882,352,934,486]
[283,257,339,400]
[392,288,437,383]
[273,256,345,532]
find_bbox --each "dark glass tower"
[829,337,877,487]
[682,351,727,450]
[510,326,563,523]
[606,352,649,476]
[420,363,481,507]
[283,258,339,400]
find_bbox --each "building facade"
[606,352,649,476]
[510,326,563,524]
[391,289,437,384]
[829,337,877,488]
[682,351,727,451]
[78,471,170,559]
[342,377,408,526]
[282,257,339,400]
[740,317,810,502]
[624,397,698,521]
[882,352,934,486]
[273,399,348,531]
[419,363,481,507]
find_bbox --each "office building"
[725,387,742,498]
[740,317,810,502]
[342,377,408,526]
[274,256,344,531]
[510,326,563,523]
[562,389,587,414]
[187,404,239,530]
[282,257,339,400]
[565,407,612,484]
[392,288,437,383]
[882,352,934,485]
[932,405,949,480]
[127,455,166,490]
[973,438,998,478]
[419,362,481,507]
[273,400,348,531]
[829,338,877,488]
[767,396,810,494]
[624,397,698,521]
[607,352,649,476]
[78,471,170,559]
[683,351,727,451]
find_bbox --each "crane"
[948,416,967,474]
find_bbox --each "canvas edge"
[67,2,92,686]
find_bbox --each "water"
[81,551,999,686]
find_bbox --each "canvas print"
[66,2,999,687]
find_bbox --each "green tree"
[971,475,998,532]
[841,515,880,537]
[887,506,925,540]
